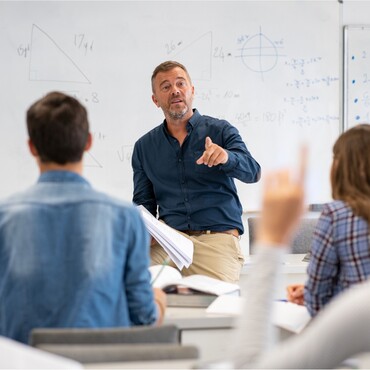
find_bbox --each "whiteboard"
[344,25,370,129]
[0,1,341,211]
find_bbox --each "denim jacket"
[0,171,157,343]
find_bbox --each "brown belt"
[181,229,239,238]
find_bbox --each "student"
[0,92,166,344]
[287,124,370,316]
[132,60,261,283]
[201,154,370,369]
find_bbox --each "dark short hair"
[151,60,191,92]
[26,92,89,164]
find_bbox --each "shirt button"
[178,158,182,162]
[185,198,188,202]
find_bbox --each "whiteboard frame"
[343,24,370,130]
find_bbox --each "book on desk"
[149,265,240,307]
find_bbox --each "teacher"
[132,60,261,283]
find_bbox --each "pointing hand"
[196,136,228,167]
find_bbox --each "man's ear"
[152,94,160,107]
[28,139,38,157]
[84,133,92,152]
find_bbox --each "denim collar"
[38,170,91,186]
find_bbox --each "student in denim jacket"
[0,92,166,343]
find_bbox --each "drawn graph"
[29,24,91,84]
[237,27,285,80]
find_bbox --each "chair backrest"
[30,324,180,346]
[248,217,319,254]
[33,343,199,363]
[30,325,199,364]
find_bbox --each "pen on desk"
[151,257,171,286]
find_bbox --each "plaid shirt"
[305,200,370,316]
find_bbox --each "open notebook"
[150,265,240,307]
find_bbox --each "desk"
[242,253,308,300]
[86,252,370,369]
[164,306,236,361]
[164,254,307,361]
[162,254,308,360]
[85,254,370,369]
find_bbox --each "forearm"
[221,150,261,183]
[232,244,286,368]
[132,145,157,214]
[153,288,167,325]
[132,176,157,215]
[305,251,337,316]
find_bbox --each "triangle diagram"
[84,151,103,168]
[174,31,212,81]
[29,24,91,84]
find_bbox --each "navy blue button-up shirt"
[132,110,261,235]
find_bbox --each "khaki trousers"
[150,232,245,283]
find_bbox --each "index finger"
[297,144,308,187]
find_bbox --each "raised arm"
[227,151,370,369]
[231,160,305,368]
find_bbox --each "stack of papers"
[138,205,194,270]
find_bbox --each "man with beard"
[132,61,261,283]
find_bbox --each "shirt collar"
[162,108,201,134]
[187,109,201,129]
[38,170,91,186]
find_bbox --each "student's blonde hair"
[331,123,370,223]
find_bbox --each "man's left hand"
[196,136,228,167]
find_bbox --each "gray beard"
[168,106,189,120]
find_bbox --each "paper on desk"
[272,301,311,333]
[137,205,194,270]
[207,297,311,334]
[206,295,244,315]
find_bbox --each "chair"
[29,325,199,364]
[248,217,319,254]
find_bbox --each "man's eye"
[161,85,170,91]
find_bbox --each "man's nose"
[171,86,180,95]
